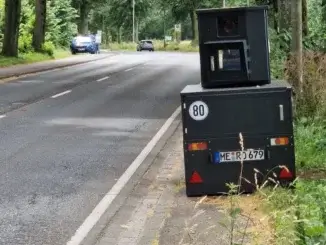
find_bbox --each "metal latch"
[279,104,284,121]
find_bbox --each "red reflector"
[188,142,208,151]
[189,171,203,184]
[279,168,293,179]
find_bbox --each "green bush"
[264,179,326,245]
[268,28,288,79]
[18,33,33,53]
[42,41,55,57]
[294,118,326,171]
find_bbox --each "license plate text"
[214,149,265,163]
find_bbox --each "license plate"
[78,48,85,51]
[214,149,265,163]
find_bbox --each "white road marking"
[96,76,110,82]
[124,68,133,72]
[51,90,72,99]
[19,80,44,84]
[0,114,6,119]
[66,106,181,245]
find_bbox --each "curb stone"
[0,53,117,81]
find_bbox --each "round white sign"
[188,101,209,121]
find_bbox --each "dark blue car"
[70,35,99,55]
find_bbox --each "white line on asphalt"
[96,76,110,82]
[124,68,133,72]
[0,114,6,119]
[51,90,72,98]
[66,106,181,245]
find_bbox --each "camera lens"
[217,16,239,37]
[224,20,236,33]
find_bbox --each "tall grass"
[106,39,199,52]
[285,51,326,119]
[0,48,71,67]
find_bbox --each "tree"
[105,0,151,41]
[72,0,107,35]
[279,0,291,32]
[322,0,326,22]
[46,0,78,46]
[302,0,308,36]
[291,0,303,94]
[166,0,221,44]
[32,0,47,51]
[2,0,22,56]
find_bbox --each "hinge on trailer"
[183,103,186,109]
[185,128,187,134]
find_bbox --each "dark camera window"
[217,16,239,37]
[219,49,241,71]
[210,49,241,72]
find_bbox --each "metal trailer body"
[196,6,271,88]
[180,81,296,196]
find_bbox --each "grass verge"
[106,39,199,52]
[262,49,326,244]
[0,49,71,67]
[261,118,326,245]
[201,117,326,245]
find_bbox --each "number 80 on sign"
[188,101,209,121]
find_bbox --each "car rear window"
[76,36,92,43]
[141,40,152,44]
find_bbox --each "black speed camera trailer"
[180,5,296,196]
[196,6,271,88]
[181,81,296,196]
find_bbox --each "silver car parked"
[136,40,154,52]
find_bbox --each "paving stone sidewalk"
[92,123,268,245]
[0,52,115,80]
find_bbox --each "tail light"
[188,142,208,151]
[270,137,289,146]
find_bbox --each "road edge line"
[0,54,118,83]
[66,106,182,245]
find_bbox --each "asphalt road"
[0,51,200,245]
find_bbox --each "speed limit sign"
[188,101,209,121]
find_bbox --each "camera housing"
[196,6,271,88]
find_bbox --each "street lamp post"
[132,0,135,43]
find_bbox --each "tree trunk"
[2,0,21,57]
[272,0,279,32]
[302,0,308,36]
[118,26,122,43]
[279,0,291,32]
[32,0,47,52]
[136,18,139,42]
[190,10,198,45]
[322,0,326,22]
[291,0,303,94]
[163,6,166,48]
[78,0,89,34]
